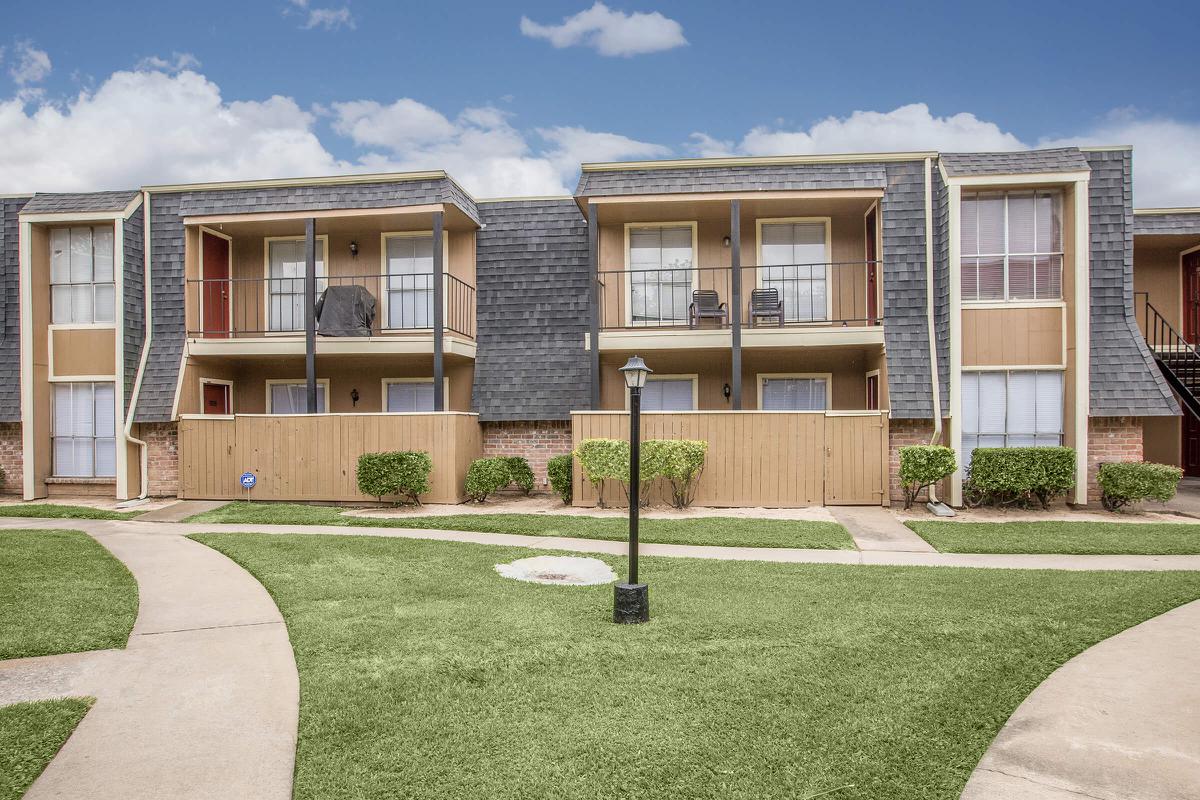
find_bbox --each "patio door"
[760,220,830,323]
[202,381,231,415]
[200,229,230,338]
[1185,252,1200,344]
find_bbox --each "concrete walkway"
[830,506,938,552]
[135,499,228,523]
[0,525,298,799]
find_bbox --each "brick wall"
[1087,416,1143,503]
[888,418,937,504]
[481,421,572,491]
[141,422,179,497]
[0,422,21,495]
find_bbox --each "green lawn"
[194,532,1200,800]
[186,502,855,549]
[0,530,138,660]
[0,699,92,800]
[0,504,143,520]
[907,520,1200,555]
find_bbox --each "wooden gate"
[823,412,889,505]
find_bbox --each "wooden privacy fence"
[570,411,888,508]
[178,412,482,504]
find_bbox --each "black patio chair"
[749,287,784,327]
[688,289,728,328]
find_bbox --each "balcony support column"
[588,202,600,409]
[433,210,445,412]
[305,217,318,414]
[730,200,742,410]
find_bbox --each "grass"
[0,503,144,520]
[0,529,138,660]
[194,531,1200,800]
[907,520,1200,555]
[186,502,855,549]
[0,699,93,800]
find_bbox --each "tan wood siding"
[570,411,888,508]
[961,306,1064,366]
[178,413,481,503]
[50,328,117,378]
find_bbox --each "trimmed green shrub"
[547,454,573,505]
[965,447,1076,509]
[1098,461,1183,511]
[898,446,957,510]
[656,439,708,508]
[503,457,535,495]
[574,438,629,507]
[464,458,512,502]
[356,451,432,504]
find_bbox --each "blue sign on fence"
[239,472,257,490]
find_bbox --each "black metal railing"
[187,272,475,339]
[1136,291,1200,419]
[597,261,881,330]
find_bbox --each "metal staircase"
[1136,292,1200,420]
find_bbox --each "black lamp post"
[614,355,652,624]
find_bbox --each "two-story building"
[0,145,1176,508]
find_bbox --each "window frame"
[959,189,1064,304]
[380,377,450,413]
[265,379,331,414]
[755,372,833,411]
[623,221,699,328]
[262,235,329,334]
[48,224,117,326]
[378,231,451,332]
[625,374,698,412]
[960,368,1065,466]
[51,381,117,478]
[755,217,834,323]
[199,377,234,416]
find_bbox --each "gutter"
[122,190,152,499]
[924,158,944,500]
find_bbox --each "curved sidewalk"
[0,526,299,799]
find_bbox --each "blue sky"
[2,1,1198,204]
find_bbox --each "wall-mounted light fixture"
[722,235,731,248]
[350,388,359,407]
[349,240,359,258]
[722,383,731,401]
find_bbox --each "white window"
[961,370,1063,468]
[760,376,828,411]
[961,190,1062,302]
[384,235,435,329]
[760,221,829,322]
[267,238,327,332]
[628,226,693,324]
[385,380,435,412]
[268,381,328,414]
[50,226,115,324]
[641,378,694,411]
[52,382,115,478]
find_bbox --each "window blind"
[760,377,827,411]
[270,383,326,414]
[385,236,434,329]
[641,379,693,411]
[51,382,115,478]
[386,381,435,412]
[268,239,326,331]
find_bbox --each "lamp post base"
[613,583,649,624]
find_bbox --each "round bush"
[547,454,573,505]
[464,458,512,502]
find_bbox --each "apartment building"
[0,145,1175,507]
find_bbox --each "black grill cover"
[315,285,376,336]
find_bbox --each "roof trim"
[1135,207,1200,215]
[580,151,937,172]
[142,170,455,194]
[474,195,575,203]
[20,193,143,223]
[1078,145,1133,152]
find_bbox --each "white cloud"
[287,0,355,31]
[520,2,686,56]
[9,40,51,85]
[135,52,201,73]
[331,98,458,149]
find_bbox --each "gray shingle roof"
[940,148,1090,177]
[576,163,887,197]
[21,190,140,214]
[122,203,145,414]
[0,197,30,421]
[176,177,481,226]
[1134,211,1200,236]
[133,192,185,423]
[1086,149,1178,417]
[473,199,590,421]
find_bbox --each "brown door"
[866,374,879,411]
[201,231,230,338]
[824,413,888,505]
[1183,414,1200,478]
[865,208,878,324]
[202,382,231,415]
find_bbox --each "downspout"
[122,191,152,499]
[924,158,944,501]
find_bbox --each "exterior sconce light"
[351,388,359,407]
[722,235,731,248]
[615,355,652,624]
[723,383,731,401]
[349,240,359,258]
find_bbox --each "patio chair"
[749,288,784,327]
[688,290,728,328]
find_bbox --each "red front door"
[1185,252,1200,344]
[865,208,878,325]
[866,373,879,410]
[202,382,231,415]
[201,231,230,338]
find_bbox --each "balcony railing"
[597,261,880,330]
[187,273,475,339]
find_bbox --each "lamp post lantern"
[615,355,652,624]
